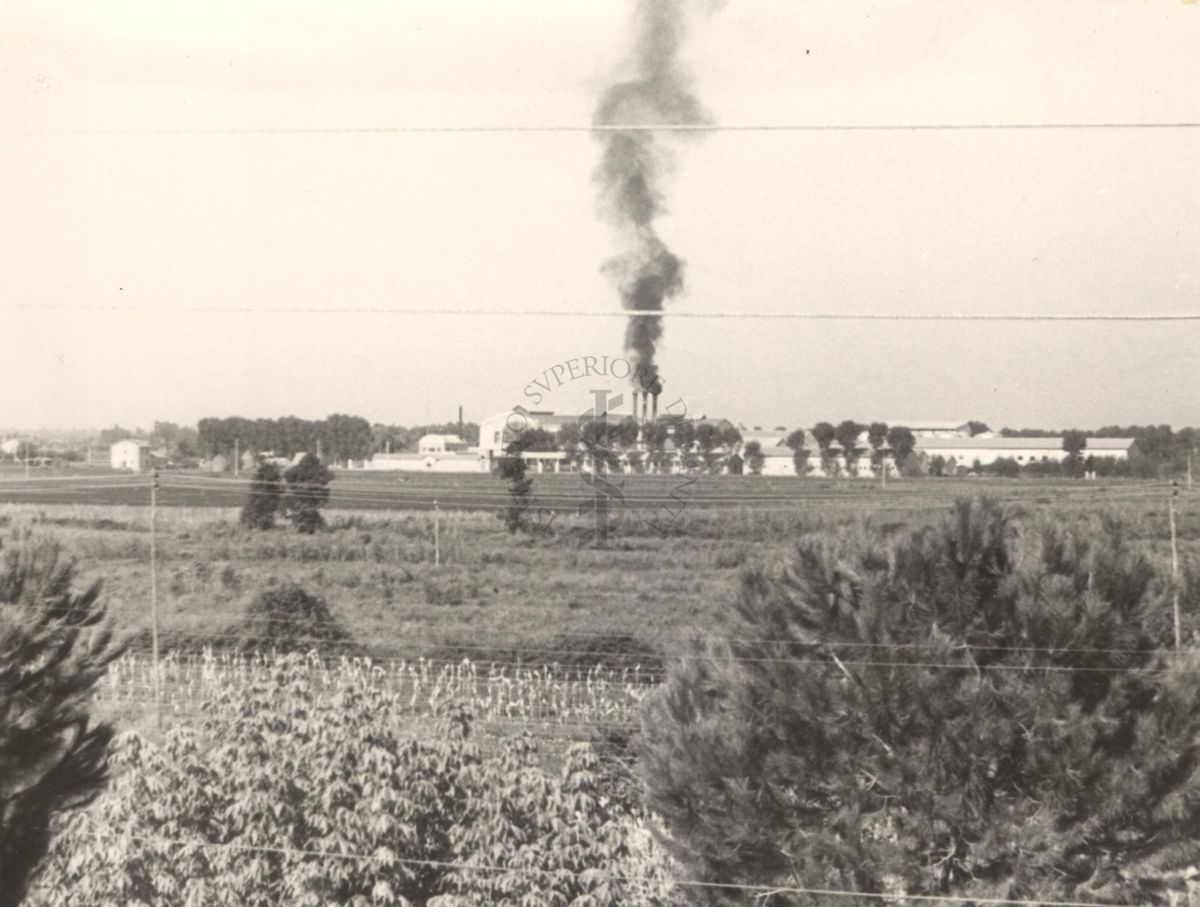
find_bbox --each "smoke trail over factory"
[594,0,710,396]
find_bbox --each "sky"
[1,0,1198,434]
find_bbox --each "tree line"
[784,421,918,476]
[1001,424,1197,476]
[195,416,481,464]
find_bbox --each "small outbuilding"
[417,434,468,454]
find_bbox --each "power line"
[4,120,1200,136]
[8,303,1200,321]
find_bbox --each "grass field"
[2,472,1195,676]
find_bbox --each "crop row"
[96,649,652,727]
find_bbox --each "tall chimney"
[631,390,641,423]
[651,393,658,421]
[458,405,463,427]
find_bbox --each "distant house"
[417,433,468,454]
[110,439,152,472]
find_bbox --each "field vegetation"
[4,475,1200,903]
[0,475,1194,668]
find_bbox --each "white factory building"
[377,407,1142,478]
[358,433,487,473]
[914,436,1137,467]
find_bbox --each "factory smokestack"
[594,0,711,396]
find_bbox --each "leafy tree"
[520,428,559,452]
[1062,430,1088,459]
[835,420,863,474]
[887,425,917,466]
[8,441,39,462]
[317,413,374,464]
[867,421,888,452]
[614,417,641,468]
[811,422,835,473]
[867,421,889,471]
[743,440,764,475]
[695,424,722,473]
[497,437,535,533]
[150,422,198,460]
[967,420,991,436]
[641,422,670,473]
[238,462,284,530]
[496,429,557,533]
[557,423,582,467]
[986,456,1022,478]
[673,420,697,471]
[642,498,1200,905]
[833,420,861,457]
[0,536,125,906]
[578,420,620,473]
[283,454,333,534]
[785,429,809,476]
[810,422,835,451]
[370,422,406,455]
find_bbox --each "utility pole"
[1170,480,1181,650]
[434,499,441,568]
[150,469,161,727]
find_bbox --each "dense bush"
[641,497,1200,905]
[283,454,333,534]
[238,582,357,653]
[30,655,678,906]
[238,462,284,530]
[0,534,125,906]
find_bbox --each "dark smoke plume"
[594,0,710,395]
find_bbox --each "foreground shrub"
[238,582,357,653]
[0,535,125,906]
[642,497,1199,905]
[31,655,679,905]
